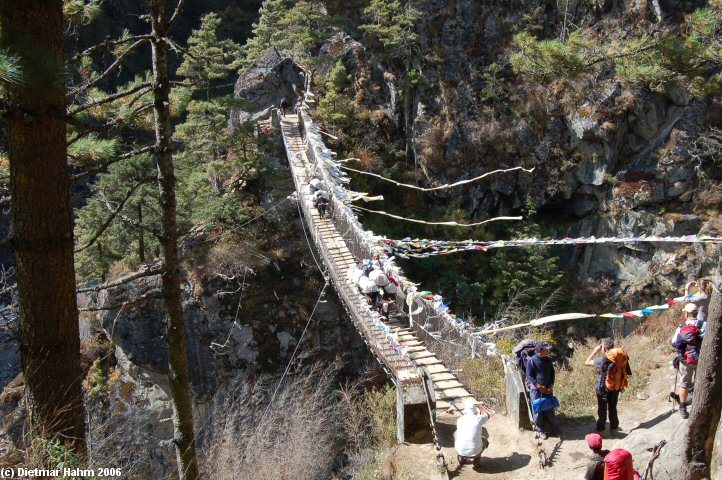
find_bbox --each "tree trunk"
[683,257,722,480]
[148,1,199,478]
[137,202,145,263]
[0,0,86,454]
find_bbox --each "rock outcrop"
[230,46,305,127]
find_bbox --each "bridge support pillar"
[502,355,533,430]
[396,370,433,443]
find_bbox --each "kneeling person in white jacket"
[454,402,491,467]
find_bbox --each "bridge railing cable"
[279,112,411,376]
[294,108,487,371]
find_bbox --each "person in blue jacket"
[526,341,562,439]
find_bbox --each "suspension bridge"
[278,110,480,445]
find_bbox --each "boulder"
[230,47,305,128]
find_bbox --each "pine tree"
[0,0,87,454]
[489,198,565,314]
[75,154,161,281]
[176,12,243,99]
[511,3,722,98]
[241,0,334,65]
[149,0,200,476]
[360,0,422,60]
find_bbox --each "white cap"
[463,400,478,415]
[684,303,698,313]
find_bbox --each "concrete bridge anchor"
[396,369,433,443]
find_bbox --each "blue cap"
[535,341,552,351]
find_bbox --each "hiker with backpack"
[670,302,704,418]
[585,338,632,435]
[525,341,562,439]
[584,433,610,480]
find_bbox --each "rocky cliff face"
[319,0,720,307]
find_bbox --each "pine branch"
[166,0,185,32]
[67,102,153,147]
[100,190,164,239]
[68,82,152,116]
[76,264,164,293]
[70,39,149,94]
[75,179,151,253]
[72,34,153,61]
[71,145,154,182]
[164,37,201,61]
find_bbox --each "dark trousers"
[530,388,561,435]
[596,390,619,431]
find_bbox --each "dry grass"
[418,120,450,168]
[614,89,637,112]
[337,383,399,479]
[699,181,722,207]
[202,361,344,480]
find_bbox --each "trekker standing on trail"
[454,401,491,467]
[585,338,632,436]
[685,279,713,322]
[279,97,289,117]
[671,302,704,418]
[526,341,562,439]
[584,432,610,480]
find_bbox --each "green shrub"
[366,386,397,446]
[456,356,506,410]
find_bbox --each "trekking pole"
[670,363,679,411]
[642,439,666,480]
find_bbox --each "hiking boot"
[537,431,548,440]
[680,405,689,419]
[610,428,619,437]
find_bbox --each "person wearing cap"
[454,401,492,467]
[584,432,610,480]
[585,338,632,435]
[670,302,705,418]
[526,341,562,439]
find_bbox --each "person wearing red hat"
[584,432,610,480]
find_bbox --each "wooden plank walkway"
[280,115,476,415]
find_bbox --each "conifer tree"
[148,0,200,477]
[489,198,564,313]
[0,0,87,454]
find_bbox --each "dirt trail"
[392,350,684,479]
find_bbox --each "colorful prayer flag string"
[376,235,722,258]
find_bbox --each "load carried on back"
[513,338,537,379]
[346,257,399,314]
[308,177,329,218]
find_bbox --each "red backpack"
[679,324,701,364]
[604,448,634,480]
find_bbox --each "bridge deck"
[281,115,476,415]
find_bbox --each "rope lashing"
[338,162,535,192]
